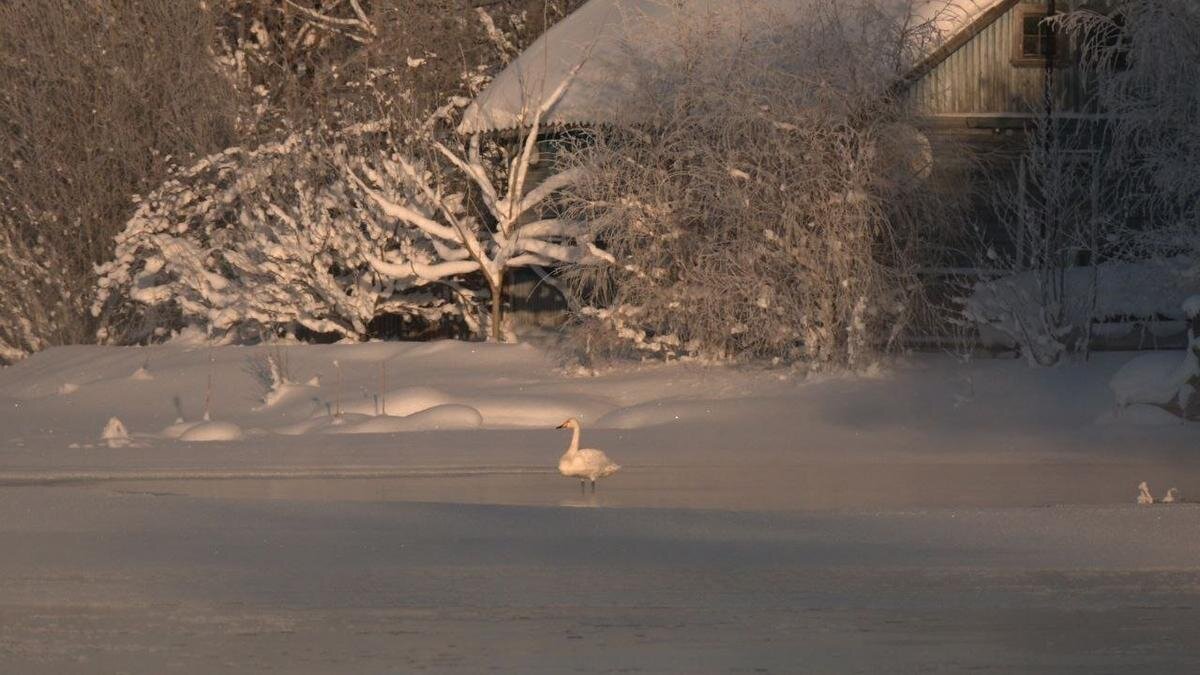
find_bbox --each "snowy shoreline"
[2,341,1197,510]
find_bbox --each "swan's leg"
[580,479,585,494]
[591,479,596,493]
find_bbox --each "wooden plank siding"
[909,0,1095,117]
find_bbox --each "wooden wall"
[908,0,1097,117]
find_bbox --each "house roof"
[458,0,1011,134]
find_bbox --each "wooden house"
[460,0,1108,130]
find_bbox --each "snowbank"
[178,421,244,442]
[0,340,1195,483]
[329,404,484,434]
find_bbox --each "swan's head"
[556,418,581,430]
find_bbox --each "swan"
[556,418,620,493]
[1137,481,1154,505]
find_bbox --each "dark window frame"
[1012,4,1068,68]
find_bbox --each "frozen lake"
[3,474,1200,673]
[3,344,1200,671]
[48,459,1200,510]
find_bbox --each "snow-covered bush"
[1109,296,1200,421]
[93,131,468,344]
[962,115,1108,366]
[96,99,609,344]
[557,1,959,366]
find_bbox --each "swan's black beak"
[555,422,566,429]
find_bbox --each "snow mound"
[1096,403,1183,427]
[179,421,244,442]
[102,417,131,447]
[259,382,316,409]
[370,386,454,417]
[1184,295,1200,320]
[129,366,154,381]
[1110,351,1193,408]
[161,420,204,439]
[331,404,484,434]
[274,413,372,436]
[464,395,614,428]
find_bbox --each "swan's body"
[556,418,620,492]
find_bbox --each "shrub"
[557,1,959,366]
[93,130,472,344]
[0,0,241,361]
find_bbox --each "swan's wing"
[578,448,620,475]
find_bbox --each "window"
[1012,5,1064,67]
[1021,13,1054,59]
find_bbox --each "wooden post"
[203,348,213,421]
[380,359,387,416]
[334,359,342,418]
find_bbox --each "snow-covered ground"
[2,341,1199,672]
[1,341,1196,490]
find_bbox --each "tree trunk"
[490,276,505,343]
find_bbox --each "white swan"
[556,418,620,493]
[1137,481,1154,505]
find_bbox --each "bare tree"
[962,115,1104,366]
[0,0,242,362]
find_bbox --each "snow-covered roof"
[459,0,1010,134]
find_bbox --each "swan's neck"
[566,426,580,454]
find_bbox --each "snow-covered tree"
[347,70,612,342]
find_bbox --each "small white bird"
[555,418,620,493]
[1163,487,1180,504]
[1137,481,1154,505]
